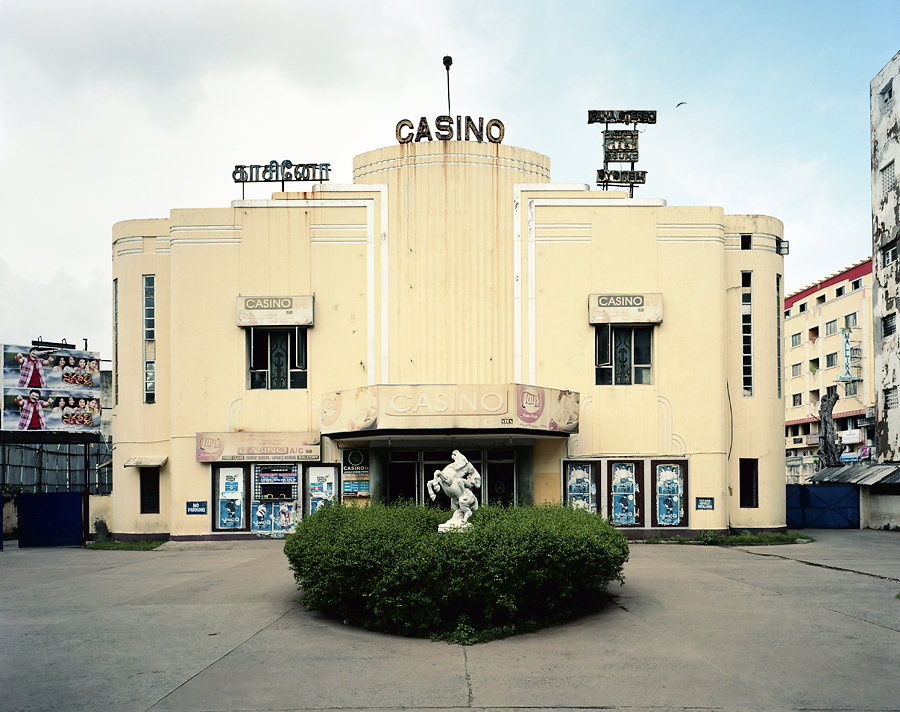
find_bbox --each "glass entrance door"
[386,448,517,506]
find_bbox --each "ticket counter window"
[251,463,299,533]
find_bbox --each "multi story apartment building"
[784,259,876,482]
[872,50,900,462]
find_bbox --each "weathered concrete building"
[872,50,900,460]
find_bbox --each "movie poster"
[611,463,638,525]
[566,463,596,513]
[1,344,102,432]
[217,468,244,529]
[655,463,684,526]
[251,501,295,534]
[308,466,335,514]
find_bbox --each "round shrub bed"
[283,501,629,643]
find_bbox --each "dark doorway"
[387,460,418,504]
[486,461,515,506]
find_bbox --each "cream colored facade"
[111,139,786,539]
[783,260,876,482]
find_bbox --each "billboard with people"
[1,344,102,432]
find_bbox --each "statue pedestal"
[437,520,471,533]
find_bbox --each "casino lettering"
[396,116,505,144]
[597,295,644,307]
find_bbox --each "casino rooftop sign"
[396,116,505,144]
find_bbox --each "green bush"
[283,501,629,641]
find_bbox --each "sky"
[1,0,898,358]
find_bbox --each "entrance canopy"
[320,384,579,439]
[123,456,168,468]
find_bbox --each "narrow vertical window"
[739,458,758,508]
[776,274,782,398]
[143,275,156,404]
[143,275,155,340]
[113,278,119,406]
[740,233,752,250]
[741,271,753,396]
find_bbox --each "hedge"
[283,501,629,642]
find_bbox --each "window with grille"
[143,275,155,340]
[885,387,898,410]
[741,272,753,396]
[882,240,898,268]
[883,161,897,195]
[595,325,652,385]
[248,327,308,390]
[143,275,156,404]
[845,381,859,397]
[884,312,897,338]
[791,332,801,348]
[826,352,838,368]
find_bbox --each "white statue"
[427,450,482,531]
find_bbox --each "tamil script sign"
[232,161,330,183]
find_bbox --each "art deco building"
[110,130,787,540]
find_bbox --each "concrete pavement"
[1,529,898,712]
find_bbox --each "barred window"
[595,325,652,385]
[248,327,308,390]
[882,161,896,195]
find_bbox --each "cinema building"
[110,130,787,540]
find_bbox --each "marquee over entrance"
[320,384,579,438]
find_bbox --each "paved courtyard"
[1,529,899,712]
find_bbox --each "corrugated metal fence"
[1,441,112,494]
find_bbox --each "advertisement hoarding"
[1,344,102,432]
